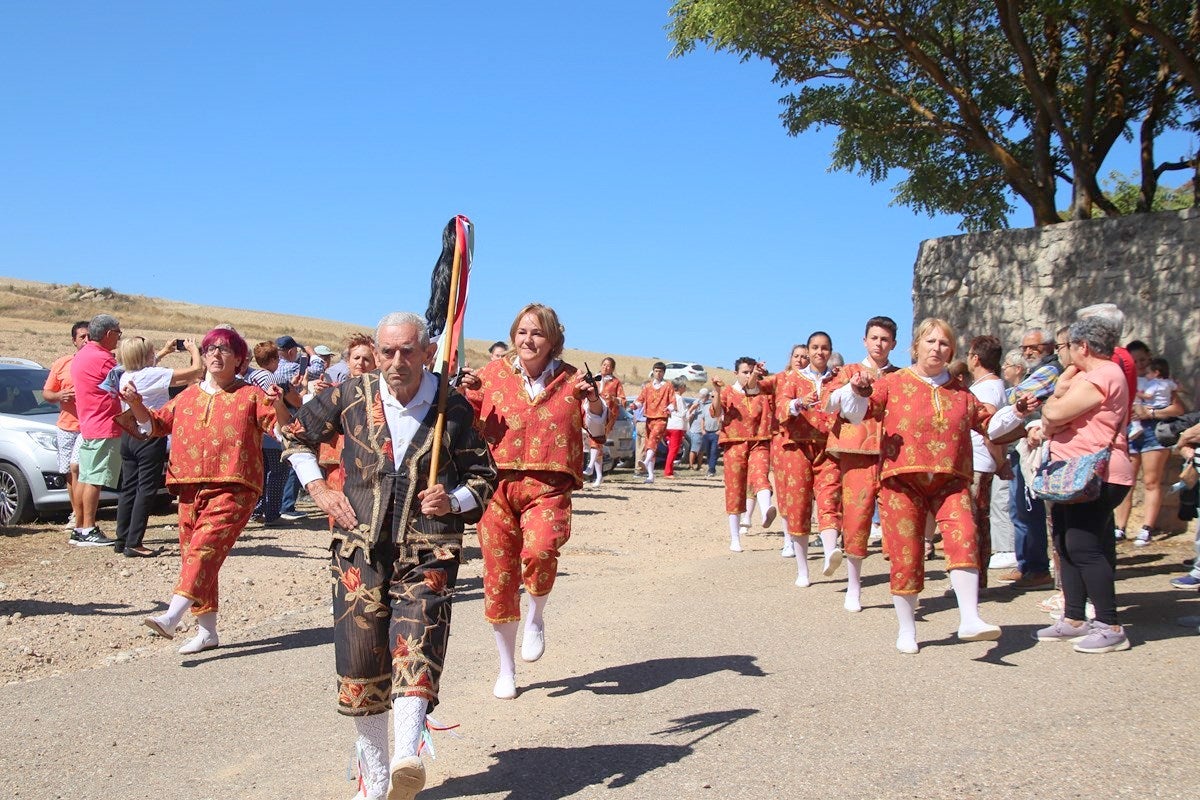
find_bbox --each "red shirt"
[1112,347,1138,414]
[70,341,120,439]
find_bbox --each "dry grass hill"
[0,277,734,388]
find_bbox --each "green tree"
[668,0,1198,230]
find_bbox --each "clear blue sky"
[1,3,1191,370]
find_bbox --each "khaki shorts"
[77,437,121,488]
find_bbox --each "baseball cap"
[313,345,334,357]
[275,335,300,349]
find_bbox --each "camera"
[174,339,186,352]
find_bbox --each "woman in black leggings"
[1035,318,1134,653]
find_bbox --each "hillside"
[0,277,734,388]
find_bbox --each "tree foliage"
[668,0,1199,230]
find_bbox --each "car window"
[0,368,56,416]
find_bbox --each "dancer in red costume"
[823,317,899,611]
[712,358,776,552]
[583,357,625,488]
[838,318,1002,654]
[460,303,607,699]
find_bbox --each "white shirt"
[289,370,477,513]
[789,365,833,416]
[969,375,1007,472]
[120,366,173,412]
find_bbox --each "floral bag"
[1030,429,1119,505]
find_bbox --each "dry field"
[0,276,734,389]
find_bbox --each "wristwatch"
[448,494,461,514]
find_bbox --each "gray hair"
[828,352,845,369]
[1076,303,1125,336]
[1022,327,1052,343]
[1002,348,1025,368]
[1068,317,1118,357]
[88,314,120,341]
[375,312,429,346]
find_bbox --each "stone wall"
[912,208,1200,398]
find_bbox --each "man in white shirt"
[281,312,497,800]
[966,335,1011,588]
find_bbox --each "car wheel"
[0,462,35,526]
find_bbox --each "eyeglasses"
[1020,343,1049,353]
[203,345,234,356]
[1054,342,1069,351]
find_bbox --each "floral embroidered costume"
[776,367,843,535]
[635,379,676,465]
[843,368,995,595]
[281,371,497,717]
[140,382,278,616]
[463,356,602,625]
[717,378,776,515]
[825,361,899,559]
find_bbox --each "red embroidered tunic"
[147,383,278,493]
[636,381,676,421]
[776,369,838,443]
[860,369,993,482]
[464,358,588,489]
[826,362,898,455]
[717,377,776,445]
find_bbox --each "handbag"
[1030,428,1120,504]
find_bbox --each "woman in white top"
[114,336,202,556]
[664,378,690,477]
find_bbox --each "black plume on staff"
[425,218,458,343]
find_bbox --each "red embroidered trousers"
[970,471,993,590]
[722,440,771,514]
[773,441,842,534]
[174,483,256,615]
[879,472,979,595]
[837,452,882,558]
[478,470,574,623]
[643,419,667,459]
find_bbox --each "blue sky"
[1,3,1192,370]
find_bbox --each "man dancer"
[42,321,90,538]
[69,314,123,546]
[283,312,497,800]
[633,362,677,484]
[825,317,899,610]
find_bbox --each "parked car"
[648,362,709,384]
[0,357,127,526]
[581,404,636,473]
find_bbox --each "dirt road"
[1,470,1197,799]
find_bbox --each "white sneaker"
[729,537,743,553]
[822,548,844,577]
[761,505,777,529]
[493,674,517,699]
[1133,529,1152,547]
[988,551,1018,570]
[178,630,219,654]
[521,625,545,662]
[780,536,795,558]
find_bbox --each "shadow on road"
[421,708,759,800]
[0,599,143,618]
[181,624,332,667]
[524,655,766,698]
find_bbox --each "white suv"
[0,358,72,525]
[650,362,709,384]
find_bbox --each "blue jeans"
[1009,451,1049,574]
[700,431,720,475]
[281,467,299,515]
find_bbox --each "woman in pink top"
[1033,317,1133,653]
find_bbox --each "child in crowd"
[1129,357,1176,440]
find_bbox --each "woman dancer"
[776,332,844,588]
[840,318,1001,653]
[773,345,806,558]
[124,327,286,654]
[460,303,607,699]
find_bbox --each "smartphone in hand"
[174,339,186,351]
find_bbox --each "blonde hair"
[117,336,155,371]
[509,303,565,361]
[910,317,957,361]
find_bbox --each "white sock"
[794,534,810,587]
[158,593,193,629]
[179,611,219,654]
[756,489,774,525]
[586,448,599,474]
[492,621,518,698]
[950,568,1000,639]
[644,452,655,481]
[819,529,838,556]
[893,594,919,653]
[592,456,603,485]
[845,556,863,612]
[728,514,742,552]
[354,713,390,800]
[391,695,426,761]
[522,593,547,661]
